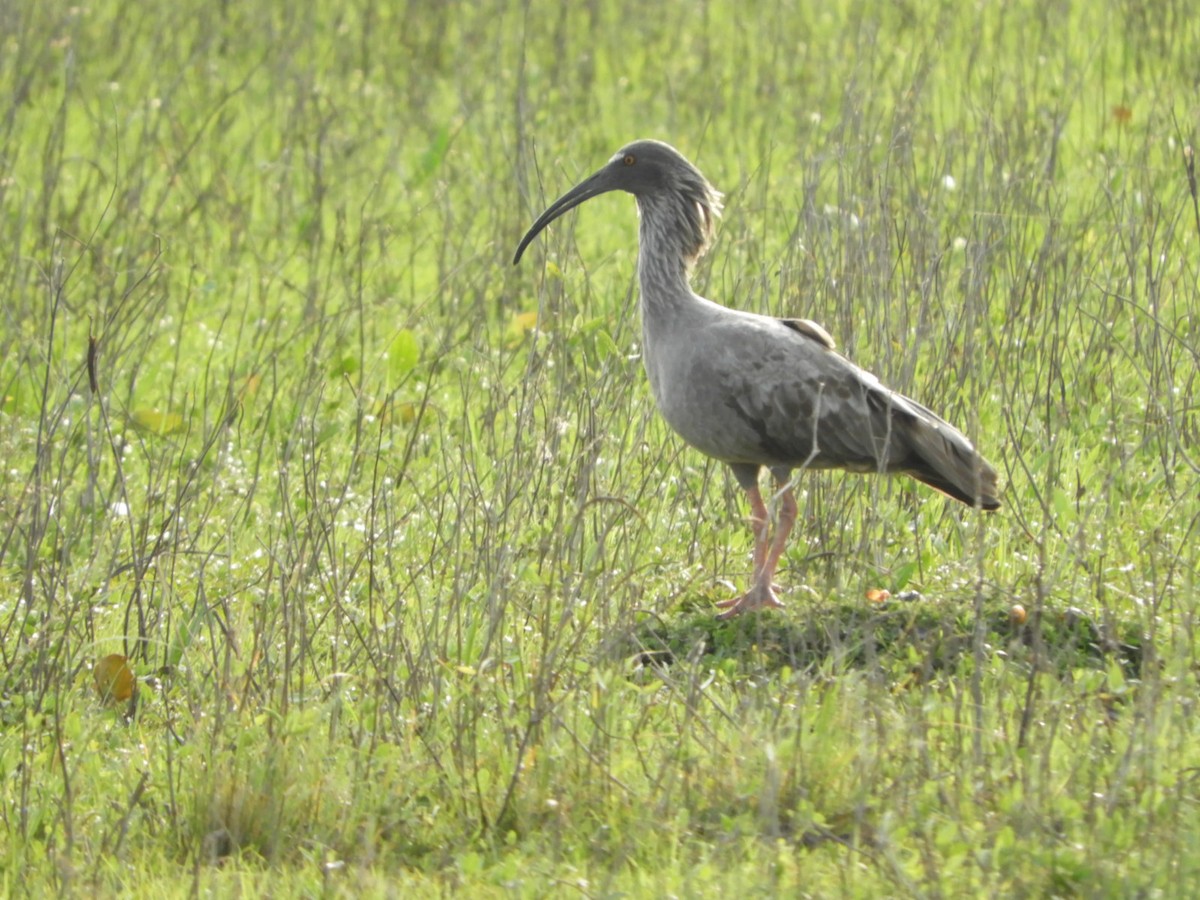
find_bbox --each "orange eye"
[623,154,636,166]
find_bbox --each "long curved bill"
[512,168,617,265]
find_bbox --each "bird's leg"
[715,485,770,611]
[745,485,771,582]
[758,483,797,591]
[715,483,794,619]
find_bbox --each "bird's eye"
[623,154,636,166]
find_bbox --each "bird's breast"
[642,332,786,466]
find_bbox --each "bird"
[513,139,1000,619]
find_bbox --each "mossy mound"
[608,594,1145,681]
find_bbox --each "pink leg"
[715,482,796,619]
[758,486,797,589]
[715,485,769,610]
[745,486,770,581]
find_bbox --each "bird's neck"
[635,199,697,319]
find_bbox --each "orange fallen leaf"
[94,654,136,702]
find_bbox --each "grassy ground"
[2,0,1198,895]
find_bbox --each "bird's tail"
[884,394,1001,510]
[907,442,1001,510]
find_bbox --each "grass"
[1,0,1198,894]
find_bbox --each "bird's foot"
[714,583,784,620]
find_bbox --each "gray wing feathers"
[731,327,1000,509]
[865,388,1001,509]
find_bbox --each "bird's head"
[513,139,723,268]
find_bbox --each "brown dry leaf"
[94,654,136,703]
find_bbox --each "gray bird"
[514,140,1000,619]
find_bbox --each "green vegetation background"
[1,0,1198,895]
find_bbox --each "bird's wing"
[726,321,1000,508]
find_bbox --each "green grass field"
[2,0,1199,895]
